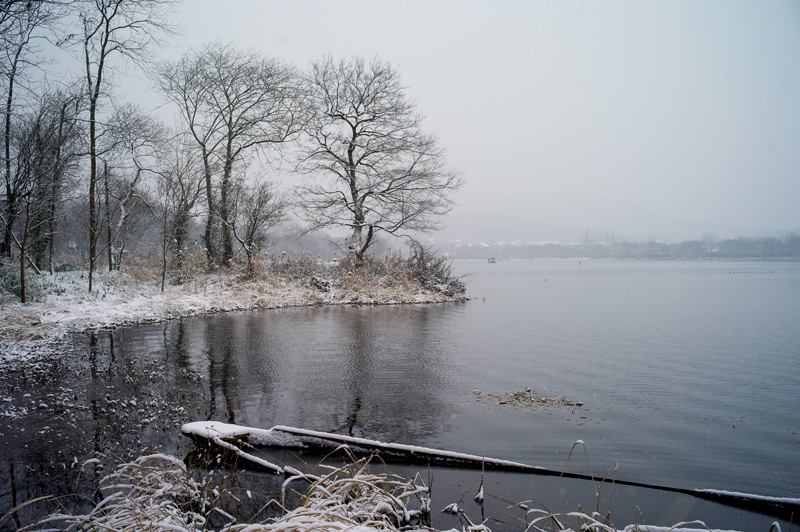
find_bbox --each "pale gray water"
[141,259,800,496]
[2,259,798,530]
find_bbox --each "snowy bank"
[0,269,464,345]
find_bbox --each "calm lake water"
[2,259,799,530]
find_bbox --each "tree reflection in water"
[158,305,456,444]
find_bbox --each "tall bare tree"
[99,104,164,270]
[157,43,304,268]
[1,0,64,257]
[153,135,204,289]
[3,105,44,302]
[28,87,84,273]
[77,0,176,291]
[295,56,462,260]
[0,87,82,278]
[7,89,82,301]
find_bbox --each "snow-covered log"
[182,421,542,473]
[182,421,800,518]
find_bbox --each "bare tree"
[100,103,164,270]
[702,232,718,257]
[0,87,82,279]
[153,134,204,289]
[2,110,42,301]
[6,90,82,301]
[230,178,285,278]
[27,87,84,273]
[295,56,462,260]
[157,43,304,268]
[77,0,177,291]
[1,0,65,257]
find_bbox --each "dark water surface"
[2,259,798,530]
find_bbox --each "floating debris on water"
[472,387,584,410]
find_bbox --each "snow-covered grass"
[0,256,466,344]
[3,452,753,532]
[6,453,432,532]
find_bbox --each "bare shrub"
[177,243,209,285]
[118,248,163,284]
[406,243,465,297]
[268,251,325,284]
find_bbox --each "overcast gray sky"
[132,0,800,240]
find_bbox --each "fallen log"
[181,421,800,519]
[182,421,543,476]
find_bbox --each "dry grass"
[227,456,431,532]
[3,448,752,532]
[4,453,432,532]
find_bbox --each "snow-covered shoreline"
[0,269,466,352]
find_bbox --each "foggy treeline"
[0,0,461,300]
[448,233,800,261]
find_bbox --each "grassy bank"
[0,250,467,344]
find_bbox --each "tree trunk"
[160,207,167,292]
[201,150,215,269]
[175,209,186,272]
[88,98,98,292]
[46,166,60,275]
[104,162,113,271]
[355,226,374,262]
[245,246,254,279]
[220,146,234,266]
[220,183,232,266]
[2,193,16,259]
[2,45,22,258]
[19,238,26,303]
[19,198,31,303]
[86,29,108,293]
[47,102,68,275]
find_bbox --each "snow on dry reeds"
[5,453,433,532]
[2,452,739,532]
[238,457,432,532]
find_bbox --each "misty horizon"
[119,0,800,243]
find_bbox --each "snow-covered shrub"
[0,256,47,303]
[53,260,83,272]
[406,243,465,297]
[260,457,431,532]
[333,253,417,297]
[13,454,239,532]
[97,269,136,288]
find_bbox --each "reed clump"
[4,448,762,532]
[4,454,432,532]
